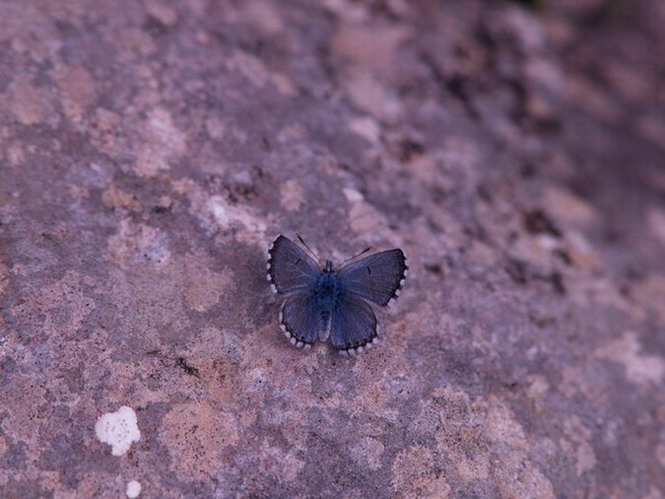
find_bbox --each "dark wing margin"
[267,235,320,295]
[337,249,408,306]
[279,293,323,349]
[330,294,379,356]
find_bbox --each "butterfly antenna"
[339,246,372,267]
[295,233,319,260]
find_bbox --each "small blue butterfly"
[266,235,408,356]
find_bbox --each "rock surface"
[1,0,665,496]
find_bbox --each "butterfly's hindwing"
[337,249,408,306]
[267,235,320,294]
[280,292,324,348]
[330,294,378,355]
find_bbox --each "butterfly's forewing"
[267,235,320,294]
[280,293,324,348]
[330,294,378,355]
[337,249,408,306]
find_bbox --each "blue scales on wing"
[267,235,320,294]
[279,293,323,348]
[337,249,408,306]
[329,293,378,355]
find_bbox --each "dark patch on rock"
[553,248,573,265]
[398,138,425,163]
[505,257,529,285]
[175,357,200,377]
[143,15,171,38]
[523,209,562,237]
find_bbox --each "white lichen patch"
[344,70,401,120]
[8,75,55,126]
[183,253,231,312]
[95,406,141,456]
[159,402,239,481]
[429,386,490,483]
[0,433,8,459]
[348,116,381,144]
[102,183,142,211]
[543,186,598,225]
[15,270,97,339]
[561,416,597,476]
[244,0,284,34]
[596,331,665,386]
[456,452,490,483]
[391,444,451,497]
[332,22,408,73]
[205,116,226,140]
[126,480,141,498]
[280,179,305,211]
[226,49,271,88]
[634,275,665,323]
[136,107,186,176]
[492,449,555,498]
[53,65,97,123]
[107,219,171,269]
[484,397,528,450]
[350,436,385,471]
[146,1,177,26]
[657,441,665,469]
[343,187,389,236]
[648,206,665,247]
[209,195,266,235]
[257,439,306,482]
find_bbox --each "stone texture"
[1,0,664,496]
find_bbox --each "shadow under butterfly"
[266,235,408,356]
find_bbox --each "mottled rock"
[1,0,664,497]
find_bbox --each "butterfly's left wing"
[267,235,320,295]
[337,249,408,306]
[329,293,379,355]
[280,292,324,348]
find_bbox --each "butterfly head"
[323,260,335,273]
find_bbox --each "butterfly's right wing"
[329,293,379,356]
[337,249,408,306]
[267,235,320,294]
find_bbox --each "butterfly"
[266,235,408,356]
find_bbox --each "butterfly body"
[312,262,349,341]
[314,264,343,307]
[267,235,407,356]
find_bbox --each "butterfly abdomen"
[313,270,344,342]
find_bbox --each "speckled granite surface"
[1,0,664,496]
